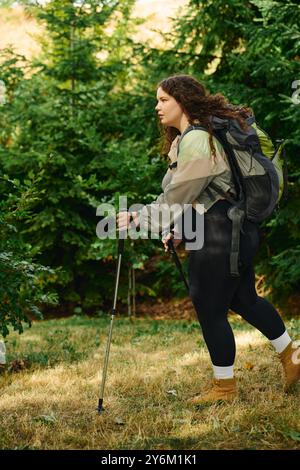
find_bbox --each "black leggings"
[185,200,286,367]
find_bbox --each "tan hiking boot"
[187,377,237,405]
[279,341,300,392]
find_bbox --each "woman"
[117,74,300,405]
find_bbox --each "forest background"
[0,0,299,337]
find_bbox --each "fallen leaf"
[8,359,30,372]
[280,428,300,442]
[33,414,57,424]
[166,389,177,396]
[114,417,125,425]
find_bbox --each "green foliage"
[0,174,58,337]
[0,0,172,312]
[0,0,299,317]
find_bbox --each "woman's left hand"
[116,211,139,230]
[162,232,182,252]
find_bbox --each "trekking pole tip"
[97,398,105,414]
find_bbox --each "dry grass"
[0,314,300,450]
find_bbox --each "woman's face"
[155,86,185,128]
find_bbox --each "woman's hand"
[162,232,182,252]
[116,211,139,231]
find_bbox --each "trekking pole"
[167,238,189,294]
[97,214,127,415]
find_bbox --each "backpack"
[173,115,288,277]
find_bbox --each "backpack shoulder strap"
[176,124,208,157]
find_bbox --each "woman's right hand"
[162,232,182,252]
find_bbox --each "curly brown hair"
[157,74,253,162]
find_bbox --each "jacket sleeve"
[137,130,228,237]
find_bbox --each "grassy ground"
[0,314,300,450]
